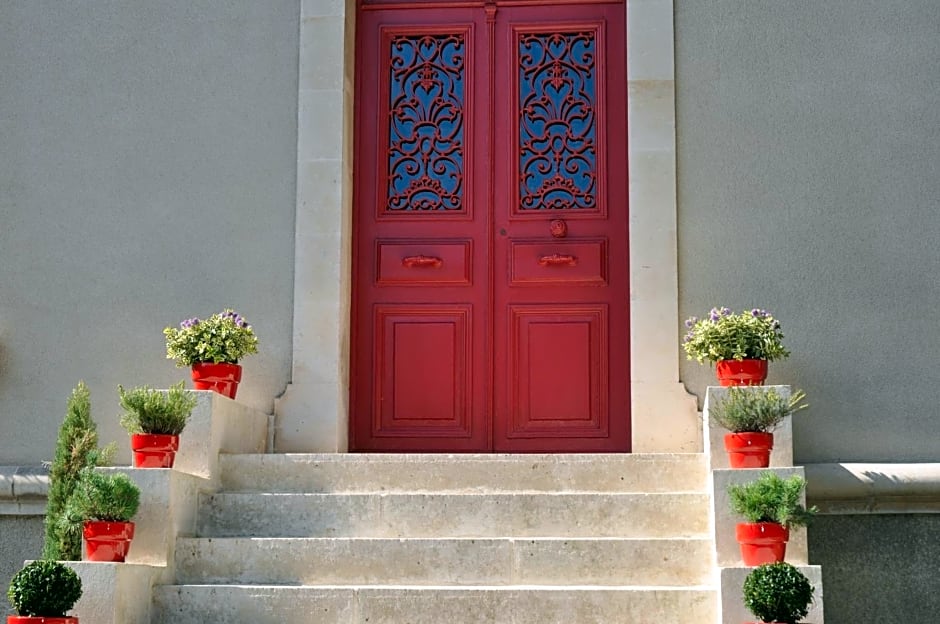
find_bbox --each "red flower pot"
[7,618,79,623]
[716,359,768,386]
[724,432,774,469]
[130,433,180,468]
[736,522,789,566]
[83,521,135,562]
[191,362,242,399]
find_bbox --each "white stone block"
[173,391,268,485]
[67,561,160,624]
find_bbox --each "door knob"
[550,220,567,238]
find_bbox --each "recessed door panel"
[375,306,472,436]
[507,305,608,437]
[509,240,607,285]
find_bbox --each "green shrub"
[119,381,198,436]
[63,467,140,524]
[728,472,816,528]
[43,382,111,560]
[7,560,82,617]
[743,562,814,623]
[710,386,808,433]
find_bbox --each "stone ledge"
[804,462,940,513]
[0,466,49,515]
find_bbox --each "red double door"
[351,0,629,452]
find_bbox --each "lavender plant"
[710,386,808,433]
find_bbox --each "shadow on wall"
[809,514,940,624]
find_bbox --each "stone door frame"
[275,0,699,454]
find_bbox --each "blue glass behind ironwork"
[387,34,465,212]
[519,31,597,211]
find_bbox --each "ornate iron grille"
[518,31,597,211]
[386,34,465,212]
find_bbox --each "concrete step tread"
[152,584,719,622]
[196,491,710,538]
[174,535,715,587]
[219,453,708,493]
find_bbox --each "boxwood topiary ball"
[7,559,83,617]
[743,561,813,624]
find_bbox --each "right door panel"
[492,3,630,451]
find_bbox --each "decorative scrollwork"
[518,31,597,211]
[386,34,465,212]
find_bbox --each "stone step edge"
[158,583,718,591]
[222,452,705,461]
[177,536,712,543]
[203,491,709,497]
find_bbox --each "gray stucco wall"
[675,1,940,463]
[0,1,300,465]
[809,515,940,623]
[0,516,45,617]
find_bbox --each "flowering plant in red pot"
[119,381,198,468]
[164,309,259,399]
[710,386,808,468]
[682,307,790,386]
[729,472,816,566]
[7,559,82,624]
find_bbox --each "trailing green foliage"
[164,309,259,366]
[728,472,817,528]
[43,381,107,560]
[682,307,790,364]
[119,381,198,436]
[710,386,808,433]
[743,562,814,624]
[7,559,82,617]
[63,467,140,524]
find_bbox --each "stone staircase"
[63,388,824,623]
[151,453,719,623]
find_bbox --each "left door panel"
[351,8,490,451]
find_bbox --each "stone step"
[151,584,718,623]
[195,491,711,538]
[174,536,713,586]
[218,453,708,493]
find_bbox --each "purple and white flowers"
[682,307,790,364]
[164,308,259,366]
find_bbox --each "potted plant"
[164,309,259,399]
[43,381,115,561]
[710,386,808,468]
[728,472,816,566]
[63,468,140,563]
[682,307,790,386]
[743,562,814,623]
[119,381,198,468]
[7,559,82,623]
